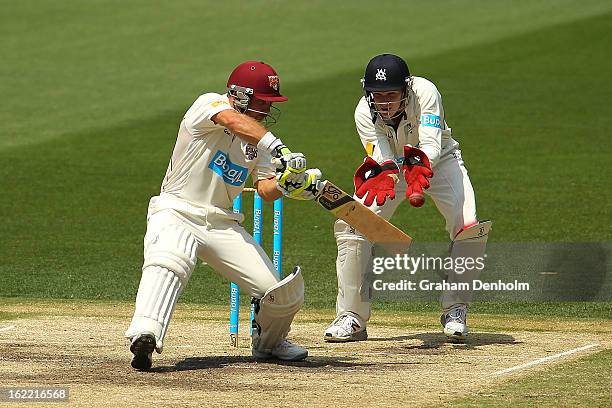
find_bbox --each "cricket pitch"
[0,300,610,407]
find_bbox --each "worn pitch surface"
[1,302,609,407]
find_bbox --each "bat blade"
[314,180,412,254]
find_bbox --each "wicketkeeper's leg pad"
[252,266,304,353]
[441,220,492,310]
[333,219,373,323]
[125,224,198,352]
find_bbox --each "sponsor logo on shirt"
[365,142,375,156]
[421,114,442,128]
[245,144,258,160]
[208,150,248,186]
[211,100,229,108]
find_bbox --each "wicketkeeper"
[324,54,492,342]
[125,61,321,370]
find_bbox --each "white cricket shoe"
[323,314,368,342]
[441,304,468,341]
[130,332,156,370]
[252,339,308,361]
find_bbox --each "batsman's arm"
[213,109,308,179]
[212,110,291,160]
[255,177,283,201]
[212,109,267,146]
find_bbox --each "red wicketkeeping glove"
[354,157,399,207]
[402,146,433,207]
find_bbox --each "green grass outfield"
[1,1,611,315]
[446,349,612,408]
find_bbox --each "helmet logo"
[268,75,279,90]
[375,69,387,81]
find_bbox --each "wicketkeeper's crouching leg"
[251,266,308,361]
[440,220,492,340]
[125,222,197,370]
[323,219,373,342]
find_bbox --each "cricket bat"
[313,180,412,254]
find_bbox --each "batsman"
[125,61,321,370]
[324,54,492,342]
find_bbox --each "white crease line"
[0,325,16,333]
[493,344,598,376]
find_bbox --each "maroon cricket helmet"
[227,61,288,102]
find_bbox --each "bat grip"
[309,179,326,197]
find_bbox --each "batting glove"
[277,168,322,200]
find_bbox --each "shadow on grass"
[368,332,520,350]
[151,354,369,372]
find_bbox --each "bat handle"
[308,179,326,197]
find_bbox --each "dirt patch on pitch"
[0,301,610,408]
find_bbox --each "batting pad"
[252,266,304,353]
[143,223,198,281]
[126,224,198,352]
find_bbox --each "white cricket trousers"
[125,195,280,349]
[145,196,279,297]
